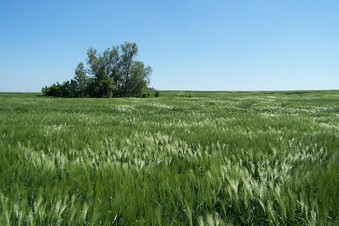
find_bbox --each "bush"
[154,90,160,97]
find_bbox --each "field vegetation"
[0,91,338,225]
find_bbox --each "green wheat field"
[0,91,338,225]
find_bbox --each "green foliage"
[153,88,160,97]
[74,62,90,97]
[42,42,152,98]
[41,80,78,97]
[138,87,160,98]
[0,90,339,225]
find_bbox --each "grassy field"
[0,90,338,225]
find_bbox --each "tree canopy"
[42,42,157,98]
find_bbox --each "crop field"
[0,91,338,225]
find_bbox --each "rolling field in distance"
[0,91,338,225]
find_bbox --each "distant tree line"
[42,42,159,98]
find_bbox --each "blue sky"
[1,0,338,91]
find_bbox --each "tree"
[129,61,151,96]
[41,42,153,98]
[86,48,115,97]
[119,42,138,97]
[74,62,90,97]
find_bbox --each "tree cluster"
[42,42,158,98]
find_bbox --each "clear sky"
[1,0,338,92]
